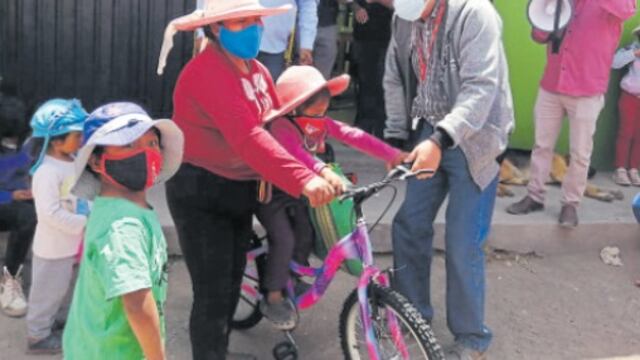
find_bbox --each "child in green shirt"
[62,102,184,360]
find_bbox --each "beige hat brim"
[173,5,292,32]
[265,74,350,122]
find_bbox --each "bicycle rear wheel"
[339,284,444,359]
[231,236,265,329]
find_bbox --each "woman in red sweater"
[158,1,334,359]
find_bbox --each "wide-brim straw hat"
[157,0,292,75]
[265,66,350,122]
[72,102,184,200]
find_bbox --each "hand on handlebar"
[302,176,335,208]
[386,151,410,171]
[339,165,436,203]
[320,167,346,195]
[406,139,441,180]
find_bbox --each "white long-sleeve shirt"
[612,40,640,96]
[32,156,87,259]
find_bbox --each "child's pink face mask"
[294,116,328,153]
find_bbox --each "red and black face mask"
[294,115,329,153]
[99,148,163,192]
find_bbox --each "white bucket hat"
[72,102,184,200]
[157,0,292,75]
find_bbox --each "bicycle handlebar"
[339,165,435,205]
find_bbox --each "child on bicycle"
[257,65,407,330]
[62,102,183,360]
[25,99,89,354]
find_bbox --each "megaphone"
[527,0,573,32]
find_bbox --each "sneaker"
[445,343,486,360]
[506,196,544,215]
[613,168,631,186]
[559,204,578,228]
[259,297,298,331]
[27,333,62,355]
[0,266,27,317]
[629,169,640,187]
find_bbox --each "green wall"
[494,0,640,170]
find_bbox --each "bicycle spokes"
[357,269,410,360]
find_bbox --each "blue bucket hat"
[29,99,88,174]
[72,102,184,200]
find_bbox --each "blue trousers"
[392,124,497,352]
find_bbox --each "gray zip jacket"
[383,0,515,190]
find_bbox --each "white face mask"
[394,0,427,21]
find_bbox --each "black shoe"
[27,333,62,355]
[559,204,578,228]
[506,196,544,215]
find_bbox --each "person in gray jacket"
[385,0,514,359]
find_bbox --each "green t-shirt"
[63,197,168,360]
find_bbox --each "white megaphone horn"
[527,0,573,32]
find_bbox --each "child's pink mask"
[294,116,329,153]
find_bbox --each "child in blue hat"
[25,99,89,354]
[62,102,183,360]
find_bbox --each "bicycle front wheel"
[339,284,444,360]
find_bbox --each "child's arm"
[325,118,402,163]
[32,166,86,235]
[0,150,32,205]
[612,42,639,70]
[122,289,165,360]
[98,219,166,358]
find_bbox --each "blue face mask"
[219,24,263,60]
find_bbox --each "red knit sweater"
[172,44,316,197]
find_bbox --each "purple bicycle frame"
[288,220,410,360]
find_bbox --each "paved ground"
[2,248,640,360]
[2,143,640,359]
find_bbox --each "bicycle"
[233,165,445,360]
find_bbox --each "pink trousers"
[527,88,605,206]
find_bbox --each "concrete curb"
[161,221,640,259]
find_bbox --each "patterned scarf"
[410,0,450,120]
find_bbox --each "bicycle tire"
[339,284,444,360]
[230,236,266,330]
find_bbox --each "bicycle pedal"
[273,340,298,360]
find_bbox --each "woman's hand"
[386,151,410,171]
[303,176,336,207]
[320,167,346,195]
[355,7,369,24]
[406,140,441,180]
